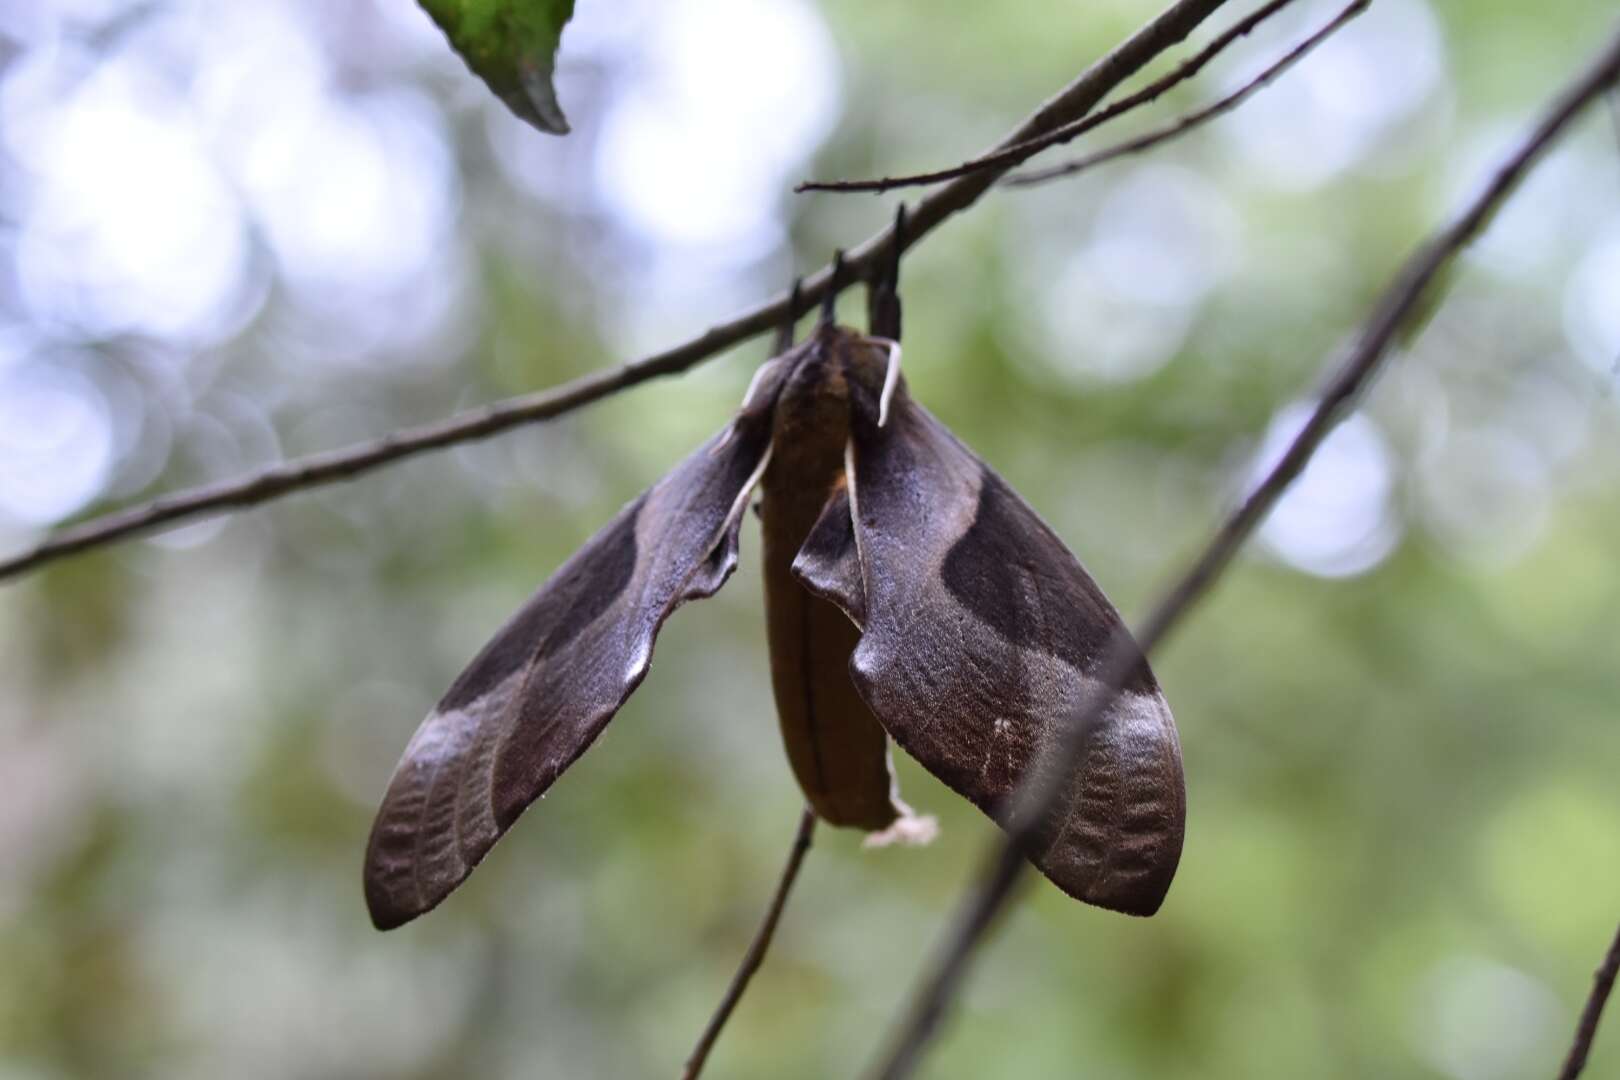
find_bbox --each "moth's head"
[742,322,904,433]
[792,323,901,418]
[833,324,903,429]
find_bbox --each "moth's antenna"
[821,250,845,327]
[737,358,776,416]
[877,340,902,428]
[775,277,803,354]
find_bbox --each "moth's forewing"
[792,485,865,627]
[363,392,777,929]
[835,352,1185,915]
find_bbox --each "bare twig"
[867,21,1620,1080]
[0,0,1235,585]
[0,347,766,580]
[1609,85,1620,156]
[1006,0,1367,187]
[682,808,817,1080]
[1609,89,1620,381]
[1558,919,1620,1080]
[798,0,1298,195]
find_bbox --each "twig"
[682,808,817,1080]
[0,347,763,580]
[1006,0,1367,187]
[0,0,1235,585]
[867,840,1032,1080]
[798,0,1298,195]
[866,21,1620,1080]
[1610,89,1620,381]
[1608,85,1620,162]
[1558,919,1620,1080]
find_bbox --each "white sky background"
[0,0,1614,576]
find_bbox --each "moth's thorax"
[764,326,891,490]
[769,355,850,489]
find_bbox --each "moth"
[363,278,1185,930]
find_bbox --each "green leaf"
[419,0,578,135]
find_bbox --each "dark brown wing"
[363,411,774,929]
[837,385,1184,915]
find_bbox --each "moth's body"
[758,338,902,832]
[364,320,1185,931]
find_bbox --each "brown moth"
[363,288,1185,930]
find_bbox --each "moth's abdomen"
[760,544,898,831]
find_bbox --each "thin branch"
[682,808,818,1080]
[1610,85,1620,158]
[0,0,1235,585]
[867,840,1032,1080]
[1006,0,1367,188]
[1558,919,1620,1080]
[798,0,1299,194]
[867,21,1620,1080]
[0,348,751,580]
[1610,89,1620,382]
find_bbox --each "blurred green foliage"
[2,1,1619,1078]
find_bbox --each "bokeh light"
[1254,404,1400,578]
[1219,0,1446,189]
[595,0,838,257]
[0,359,113,526]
